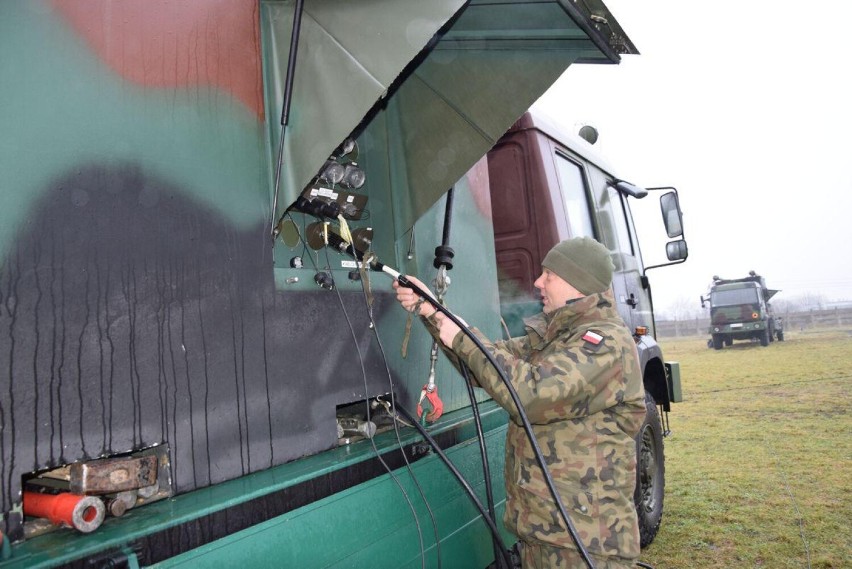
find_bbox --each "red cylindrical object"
[23,491,105,533]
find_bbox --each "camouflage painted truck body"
[0,1,681,567]
[702,273,782,349]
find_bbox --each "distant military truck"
[701,271,783,349]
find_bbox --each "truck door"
[551,150,646,327]
[596,180,652,334]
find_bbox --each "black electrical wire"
[433,187,503,569]
[461,363,507,569]
[395,404,514,569]
[459,363,502,559]
[311,230,442,569]
[395,275,597,569]
[357,282,443,569]
[361,271,505,568]
[326,268,434,569]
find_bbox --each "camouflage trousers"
[520,541,636,569]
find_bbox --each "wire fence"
[656,306,852,338]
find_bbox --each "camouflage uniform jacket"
[426,290,645,561]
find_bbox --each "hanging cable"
[356,279,443,568]
[334,215,509,569]
[326,264,431,569]
[418,188,457,422]
[460,362,504,568]
[428,187,504,569]
[395,404,513,569]
[325,248,441,569]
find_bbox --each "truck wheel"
[724,337,732,346]
[634,392,665,548]
[760,330,770,347]
[712,335,724,350]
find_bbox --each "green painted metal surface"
[0,1,268,260]
[1,404,509,568]
[157,429,510,568]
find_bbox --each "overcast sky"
[534,0,852,317]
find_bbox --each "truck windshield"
[712,288,760,307]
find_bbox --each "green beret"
[541,237,614,295]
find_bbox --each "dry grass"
[639,329,852,568]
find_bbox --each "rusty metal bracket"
[69,455,158,495]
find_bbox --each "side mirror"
[641,186,688,273]
[660,191,683,238]
[665,239,688,261]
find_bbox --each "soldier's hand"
[392,276,437,317]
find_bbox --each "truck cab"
[702,272,783,349]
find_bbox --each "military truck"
[701,272,783,349]
[0,1,686,567]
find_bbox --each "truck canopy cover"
[265,0,637,236]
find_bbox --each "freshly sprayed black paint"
[0,165,397,532]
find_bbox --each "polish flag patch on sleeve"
[582,330,604,345]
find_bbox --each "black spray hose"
[460,363,504,569]
[434,188,455,270]
[433,188,501,566]
[395,404,514,569]
[375,263,595,569]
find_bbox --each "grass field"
[638,328,851,568]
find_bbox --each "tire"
[724,337,732,346]
[634,392,665,548]
[712,335,724,350]
[760,329,770,347]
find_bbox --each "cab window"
[605,186,635,255]
[554,154,594,238]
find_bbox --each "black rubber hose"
[460,363,505,569]
[441,187,454,249]
[433,188,456,270]
[398,276,596,569]
[395,404,514,569]
[433,186,500,566]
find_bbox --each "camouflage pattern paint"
[0,0,633,554]
[0,0,394,536]
[51,0,265,119]
[0,0,503,537]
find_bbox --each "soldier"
[394,237,646,569]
